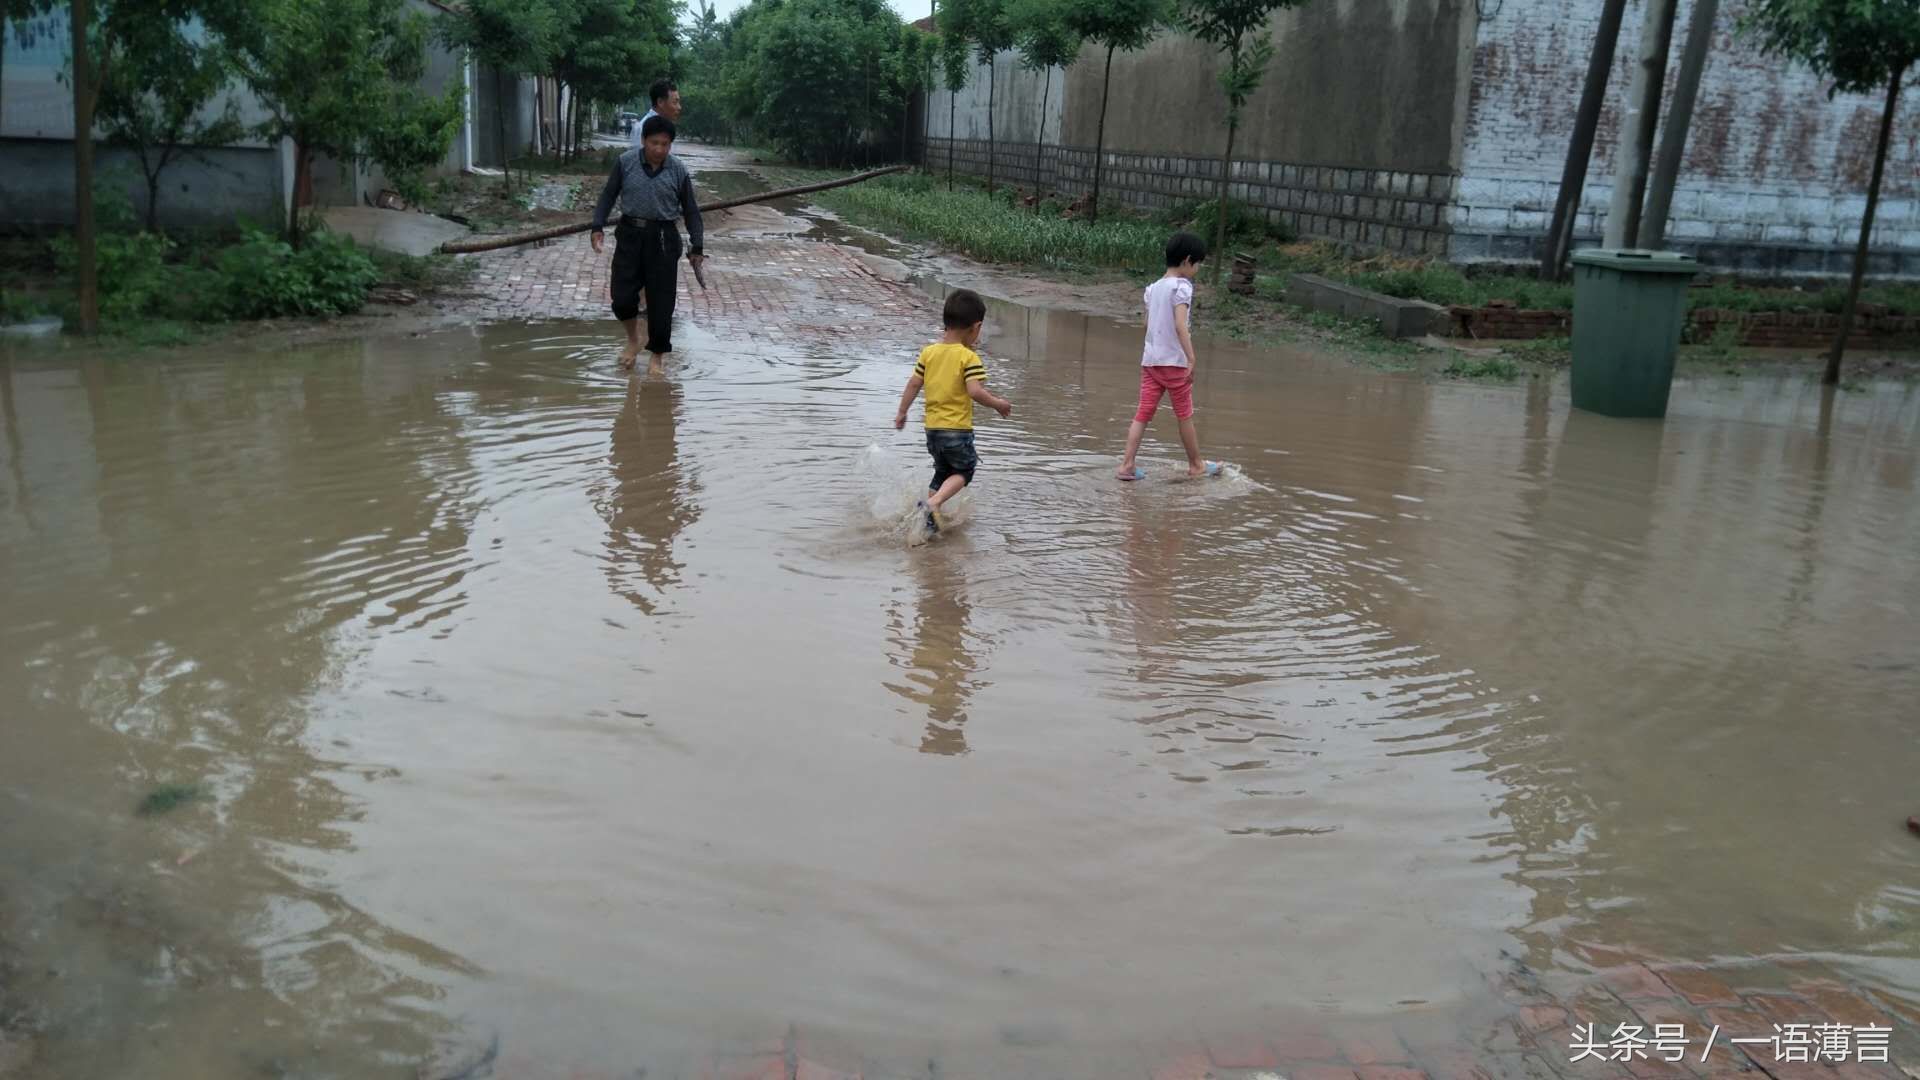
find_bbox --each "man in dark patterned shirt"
[591,115,706,375]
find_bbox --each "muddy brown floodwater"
[2,296,1918,1079]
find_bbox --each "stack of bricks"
[1448,302,1570,340]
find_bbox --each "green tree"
[1008,0,1078,194]
[232,0,464,244]
[888,23,934,161]
[554,0,672,161]
[93,11,244,231]
[733,0,911,165]
[1745,0,1920,383]
[943,0,1012,192]
[939,26,970,189]
[435,0,561,192]
[1179,0,1303,283]
[1061,0,1163,224]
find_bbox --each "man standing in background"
[628,80,683,148]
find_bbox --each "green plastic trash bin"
[1570,249,1698,418]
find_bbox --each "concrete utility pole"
[1541,0,1631,278]
[1604,0,1679,248]
[1639,0,1719,248]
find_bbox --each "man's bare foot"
[647,357,666,378]
[618,344,639,370]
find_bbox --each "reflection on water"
[2,307,1918,1075]
[599,376,697,615]
[884,548,989,756]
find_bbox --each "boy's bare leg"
[926,475,967,512]
[618,318,642,369]
[1178,417,1205,477]
[1115,420,1148,478]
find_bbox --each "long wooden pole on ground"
[437,165,910,255]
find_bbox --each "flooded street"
[3,286,1919,1077]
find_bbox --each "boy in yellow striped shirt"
[893,289,1013,535]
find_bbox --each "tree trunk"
[71,0,99,335]
[1827,65,1904,385]
[1212,112,1236,287]
[288,140,311,247]
[1604,0,1677,247]
[145,172,161,233]
[495,67,512,193]
[1542,0,1627,279]
[985,56,995,194]
[947,87,956,190]
[1035,66,1050,195]
[1090,44,1113,226]
[1639,0,1718,248]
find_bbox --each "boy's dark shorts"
[926,428,977,488]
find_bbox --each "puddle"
[3,216,1919,1077]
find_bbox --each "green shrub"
[209,229,379,319]
[51,230,176,321]
[0,289,51,324]
[1171,198,1290,249]
[1442,356,1522,380]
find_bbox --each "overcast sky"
[698,0,931,24]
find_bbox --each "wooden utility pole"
[1604,0,1678,248]
[1639,0,1719,247]
[1541,0,1629,279]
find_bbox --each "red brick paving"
[1653,968,1745,1009]
[449,222,937,357]
[1340,1022,1413,1065]
[1273,1027,1344,1062]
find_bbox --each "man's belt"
[619,215,675,229]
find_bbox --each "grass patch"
[1499,335,1573,366]
[102,318,213,348]
[783,170,1166,273]
[1441,356,1524,381]
[369,249,474,292]
[137,782,207,817]
[1688,279,1920,315]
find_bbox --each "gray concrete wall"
[2,6,490,228]
[0,139,281,230]
[1453,0,1920,277]
[1058,0,1472,172]
[920,0,1474,254]
[930,52,1065,149]
[471,67,537,169]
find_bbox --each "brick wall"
[1443,303,1920,348]
[1456,0,1920,277]
[928,134,1453,257]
